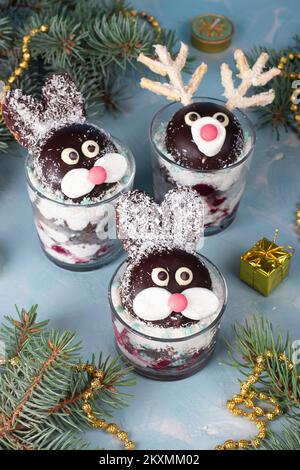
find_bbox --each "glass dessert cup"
[109,254,227,381]
[26,137,135,271]
[150,97,255,236]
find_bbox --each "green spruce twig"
[246,36,300,139]
[0,0,179,153]
[0,305,135,450]
[261,414,300,450]
[225,316,300,450]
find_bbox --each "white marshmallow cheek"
[181,288,219,321]
[95,153,127,183]
[61,168,94,199]
[132,287,172,321]
[191,117,226,157]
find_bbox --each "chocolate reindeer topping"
[137,43,280,170]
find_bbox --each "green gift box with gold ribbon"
[240,231,294,296]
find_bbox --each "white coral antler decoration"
[137,42,207,106]
[221,49,281,110]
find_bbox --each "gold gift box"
[240,235,293,296]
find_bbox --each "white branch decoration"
[137,42,207,106]
[221,49,281,110]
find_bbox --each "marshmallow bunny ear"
[2,73,86,154]
[162,188,204,252]
[116,190,161,253]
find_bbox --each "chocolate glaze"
[36,123,117,201]
[166,102,244,170]
[121,248,213,328]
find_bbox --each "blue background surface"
[0,0,299,450]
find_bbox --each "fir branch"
[0,305,134,450]
[227,316,300,406]
[225,316,300,450]
[261,414,300,450]
[246,36,300,138]
[0,16,14,51]
[0,330,75,443]
[0,122,14,153]
[0,305,49,358]
[0,0,180,153]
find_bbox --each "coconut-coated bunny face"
[166,102,244,170]
[116,188,220,329]
[121,248,219,328]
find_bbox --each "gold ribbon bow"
[243,229,294,275]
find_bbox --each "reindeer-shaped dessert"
[2,74,127,201]
[116,187,220,329]
[138,43,280,170]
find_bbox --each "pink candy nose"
[88,166,107,185]
[200,123,218,141]
[168,293,188,313]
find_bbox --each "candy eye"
[175,267,193,286]
[61,148,79,165]
[151,267,169,287]
[82,140,100,158]
[184,111,201,126]
[213,112,229,127]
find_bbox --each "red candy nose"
[168,293,188,313]
[88,166,107,185]
[200,123,218,141]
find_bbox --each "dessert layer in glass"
[26,136,135,270]
[109,255,227,380]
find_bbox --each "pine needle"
[0,305,135,450]
[225,315,300,450]
[0,0,179,153]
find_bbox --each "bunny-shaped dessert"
[116,188,220,329]
[2,74,127,202]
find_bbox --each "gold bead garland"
[277,53,300,132]
[77,363,135,451]
[123,8,161,35]
[2,10,161,95]
[3,24,49,93]
[5,357,135,450]
[216,351,299,450]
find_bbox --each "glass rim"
[108,253,228,343]
[149,96,256,173]
[25,133,136,208]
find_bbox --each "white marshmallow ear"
[182,288,219,321]
[61,168,94,199]
[95,153,127,183]
[162,188,204,252]
[132,287,172,321]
